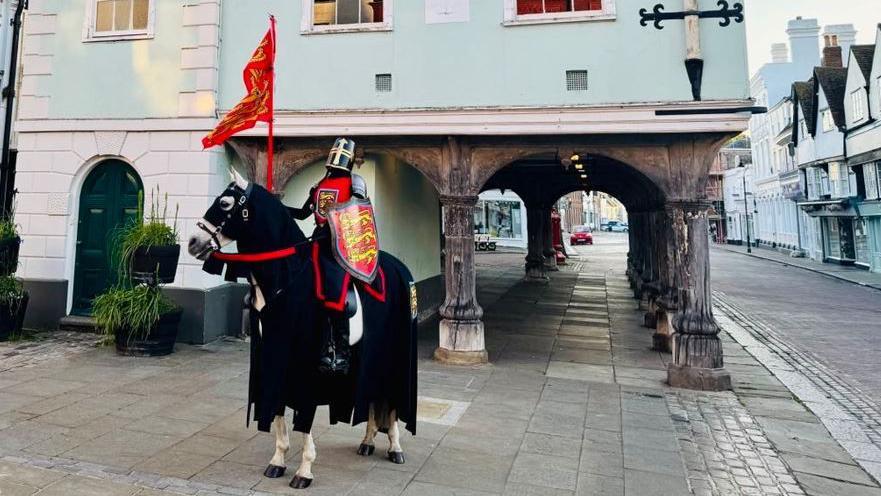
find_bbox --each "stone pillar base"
[667,364,731,391]
[434,347,488,365]
[525,265,549,282]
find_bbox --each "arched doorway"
[71,160,143,315]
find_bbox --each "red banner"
[202,21,275,149]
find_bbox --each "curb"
[716,245,881,293]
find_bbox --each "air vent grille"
[375,74,392,92]
[566,70,589,91]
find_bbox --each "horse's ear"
[229,167,249,190]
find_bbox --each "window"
[86,0,154,40]
[302,0,393,33]
[504,0,615,25]
[474,200,523,239]
[852,91,866,122]
[517,0,602,15]
[821,109,835,132]
[864,162,879,200]
[566,70,589,91]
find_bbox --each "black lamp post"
[739,162,752,253]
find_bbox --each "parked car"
[609,222,629,233]
[570,226,593,245]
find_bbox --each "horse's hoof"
[357,443,375,456]
[289,475,313,489]
[263,464,286,478]
[387,451,405,464]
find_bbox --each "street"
[710,247,881,401]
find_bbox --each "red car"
[570,226,593,245]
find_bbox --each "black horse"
[188,170,417,489]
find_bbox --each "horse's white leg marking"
[269,415,289,467]
[295,431,316,479]
[361,403,378,447]
[349,286,363,345]
[388,410,402,454]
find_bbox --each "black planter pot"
[131,244,180,285]
[0,236,21,277]
[0,291,28,342]
[114,307,183,357]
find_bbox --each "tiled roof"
[792,81,815,138]
[851,45,876,82]
[814,67,848,129]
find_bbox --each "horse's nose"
[187,235,202,257]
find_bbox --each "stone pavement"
[0,233,878,495]
[716,243,881,291]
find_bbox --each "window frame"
[821,109,835,133]
[851,90,866,123]
[83,0,156,42]
[503,0,616,26]
[301,0,394,35]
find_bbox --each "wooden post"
[435,194,488,365]
[525,204,548,282]
[666,200,731,390]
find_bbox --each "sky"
[744,0,879,74]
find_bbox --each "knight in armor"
[289,138,368,376]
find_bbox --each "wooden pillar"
[666,200,731,390]
[642,210,662,328]
[542,207,559,272]
[652,208,674,351]
[435,194,488,365]
[629,213,645,297]
[525,204,548,281]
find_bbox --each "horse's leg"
[263,415,288,478]
[387,409,405,464]
[289,431,315,489]
[357,403,378,456]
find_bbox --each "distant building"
[557,191,586,233]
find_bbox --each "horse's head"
[188,168,252,261]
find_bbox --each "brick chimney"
[822,45,843,68]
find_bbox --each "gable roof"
[851,45,876,82]
[814,67,848,130]
[792,81,815,139]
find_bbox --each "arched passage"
[274,150,446,323]
[71,159,143,315]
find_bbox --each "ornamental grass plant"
[116,187,179,280]
[92,284,177,341]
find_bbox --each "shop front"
[474,190,528,249]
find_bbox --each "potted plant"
[119,188,180,285]
[0,275,28,342]
[93,284,182,356]
[0,216,21,277]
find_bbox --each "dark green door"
[71,160,143,315]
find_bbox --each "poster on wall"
[425,0,470,24]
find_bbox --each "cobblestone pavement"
[0,234,877,495]
[0,331,103,373]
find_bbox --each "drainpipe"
[0,0,28,218]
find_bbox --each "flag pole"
[266,15,277,192]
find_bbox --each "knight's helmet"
[325,138,357,172]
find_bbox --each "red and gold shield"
[327,198,380,283]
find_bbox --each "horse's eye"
[219,196,235,211]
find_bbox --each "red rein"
[210,246,297,263]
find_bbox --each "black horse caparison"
[187,171,417,489]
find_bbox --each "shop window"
[474,200,523,239]
[505,0,615,25]
[86,0,154,40]
[304,0,392,33]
